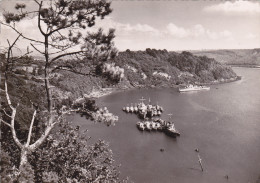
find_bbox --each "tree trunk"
[20,148,29,169]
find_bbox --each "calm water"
[70,67,260,183]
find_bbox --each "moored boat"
[155,123,162,131]
[144,121,152,131]
[164,124,180,137]
[122,97,164,119]
[179,84,210,92]
[134,104,138,113]
[151,122,156,130]
[130,103,134,113]
[136,122,145,131]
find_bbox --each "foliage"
[29,121,121,183]
[17,163,35,183]
[96,62,124,82]
[0,150,16,183]
[113,49,237,87]
[55,49,237,99]
[42,171,59,183]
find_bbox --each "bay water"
[70,67,260,183]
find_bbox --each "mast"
[139,96,146,104]
[167,113,173,121]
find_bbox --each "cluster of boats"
[179,84,210,92]
[122,97,164,118]
[123,97,180,138]
[136,118,180,137]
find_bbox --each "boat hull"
[179,86,210,92]
[164,129,181,137]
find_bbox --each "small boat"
[160,107,164,112]
[136,122,145,131]
[155,123,162,131]
[126,106,130,113]
[130,103,134,113]
[151,122,156,130]
[164,124,180,137]
[144,121,152,131]
[179,84,210,92]
[134,104,138,113]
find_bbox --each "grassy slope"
[190,49,260,66]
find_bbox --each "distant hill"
[190,49,260,66]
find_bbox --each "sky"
[0,0,260,52]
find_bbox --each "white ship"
[179,84,210,92]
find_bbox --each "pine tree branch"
[51,66,97,77]
[50,50,84,63]
[34,0,40,6]
[0,22,45,45]
[31,43,44,54]
[0,22,62,48]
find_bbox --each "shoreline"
[80,75,241,101]
[196,75,241,86]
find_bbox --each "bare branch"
[37,1,46,36]
[29,108,72,150]
[1,22,45,45]
[50,51,84,63]
[10,34,21,49]
[5,35,21,73]
[11,51,33,61]
[0,119,12,128]
[34,0,40,5]
[0,22,63,48]
[7,39,11,47]
[31,43,44,54]
[51,66,97,77]
[2,109,12,118]
[5,81,14,110]
[4,81,23,149]
[30,113,55,150]
[8,51,34,70]
[26,110,37,146]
